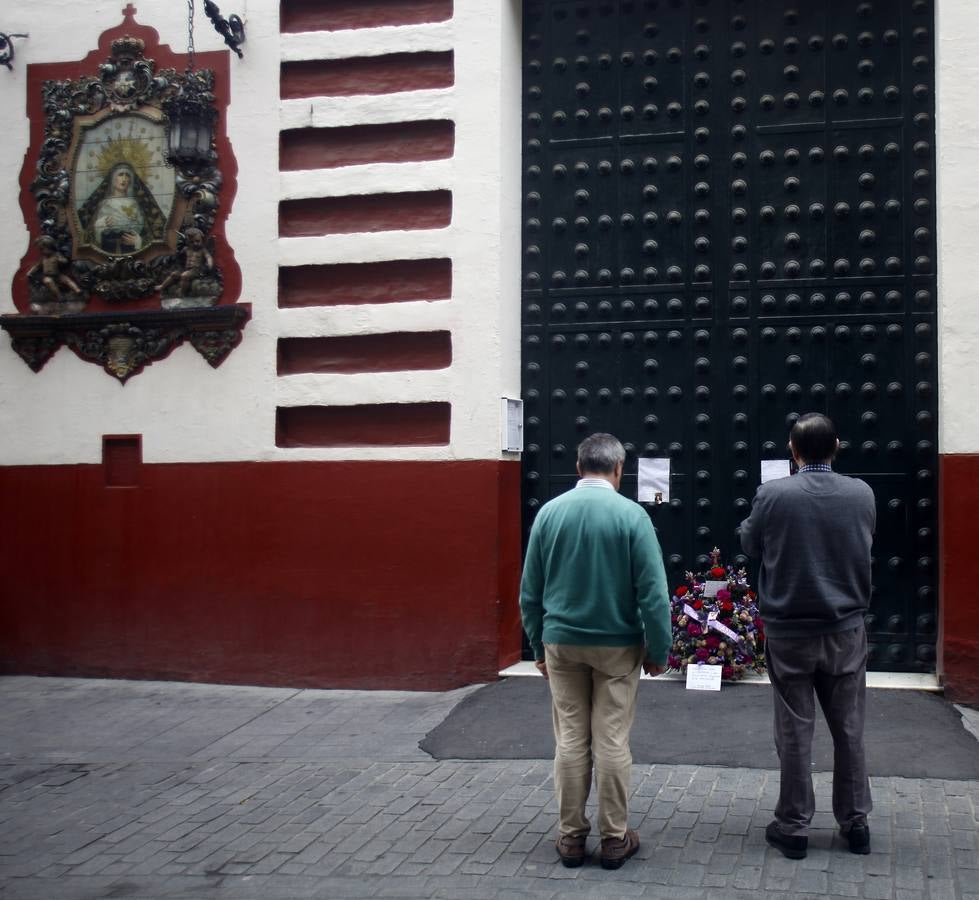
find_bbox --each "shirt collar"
[576,477,615,490]
[798,463,833,473]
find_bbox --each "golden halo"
[95,135,154,183]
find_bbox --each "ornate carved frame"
[2,5,248,383]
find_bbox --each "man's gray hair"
[577,433,626,475]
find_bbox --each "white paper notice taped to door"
[637,458,670,503]
[761,459,792,484]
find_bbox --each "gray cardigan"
[739,470,876,638]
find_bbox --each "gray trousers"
[766,625,872,837]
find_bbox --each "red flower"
[705,636,721,649]
[675,586,688,597]
[721,600,734,612]
[710,566,726,579]
[671,615,678,625]
[687,623,702,636]
[747,590,757,600]
[695,648,710,661]
[692,599,703,610]
[722,665,735,679]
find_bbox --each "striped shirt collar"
[798,463,833,473]
[576,477,615,490]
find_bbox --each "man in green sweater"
[519,433,672,871]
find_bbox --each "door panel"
[521,0,938,672]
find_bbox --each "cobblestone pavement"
[0,677,977,899]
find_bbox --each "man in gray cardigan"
[740,413,876,860]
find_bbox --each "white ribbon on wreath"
[682,602,743,644]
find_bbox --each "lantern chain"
[186,0,196,73]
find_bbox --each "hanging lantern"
[164,74,217,170]
[164,0,218,170]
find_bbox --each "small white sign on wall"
[501,398,524,453]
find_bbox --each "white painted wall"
[0,0,280,465]
[937,0,979,455]
[13,0,966,464]
[276,3,523,463]
[0,0,524,465]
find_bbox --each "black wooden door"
[520,0,938,672]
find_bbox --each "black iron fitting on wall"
[0,32,28,71]
[203,0,245,59]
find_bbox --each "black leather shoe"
[843,822,871,855]
[765,820,808,859]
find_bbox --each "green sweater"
[519,481,672,664]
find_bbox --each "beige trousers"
[544,643,643,839]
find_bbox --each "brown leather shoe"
[600,828,639,870]
[555,833,587,868]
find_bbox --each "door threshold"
[499,661,941,691]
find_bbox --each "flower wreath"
[667,548,766,681]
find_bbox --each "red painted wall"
[280,52,454,100]
[279,191,452,238]
[0,460,522,690]
[939,454,979,702]
[280,121,455,171]
[276,403,451,448]
[278,258,451,308]
[281,0,453,33]
[277,332,452,375]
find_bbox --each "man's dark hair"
[577,433,626,475]
[790,413,838,464]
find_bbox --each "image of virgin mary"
[77,163,168,256]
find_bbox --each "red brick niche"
[281,0,453,33]
[0,458,521,690]
[279,190,452,237]
[280,120,455,171]
[278,331,451,375]
[276,402,450,447]
[278,258,451,308]
[939,453,979,702]
[281,52,454,100]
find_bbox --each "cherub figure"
[28,236,83,301]
[156,228,214,295]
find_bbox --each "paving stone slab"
[2,676,979,899]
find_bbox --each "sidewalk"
[0,675,977,899]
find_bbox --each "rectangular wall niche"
[277,331,452,375]
[103,435,142,487]
[280,51,454,100]
[281,0,453,33]
[279,191,452,238]
[276,403,451,447]
[280,120,455,171]
[278,258,452,308]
